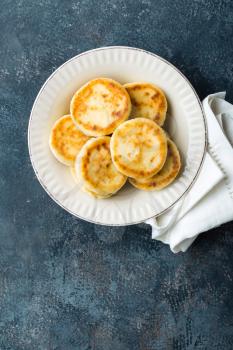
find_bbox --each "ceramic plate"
[28,46,207,225]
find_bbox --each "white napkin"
[146,92,233,253]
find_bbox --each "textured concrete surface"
[1,0,233,349]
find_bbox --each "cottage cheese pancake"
[71,78,131,136]
[129,138,181,190]
[110,118,167,179]
[49,115,90,166]
[76,136,127,197]
[124,82,167,126]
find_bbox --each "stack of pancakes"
[49,78,181,198]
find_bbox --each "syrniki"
[71,78,131,136]
[75,136,127,197]
[110,118,167,179]
[129,138,181,190]
[49,115,90,166]
[124,82,167,126]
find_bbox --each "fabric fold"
[146,93,233,253]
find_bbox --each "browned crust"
[110,118,168,179]
[78,136,127,196]
[70,78,131,136]
[124,82,167,126]
[50,115,90,165]
[129,138,181,190]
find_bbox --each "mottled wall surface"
[1,0,233,349]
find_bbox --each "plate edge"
[28,46,208,226]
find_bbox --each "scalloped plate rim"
[28,46,207,226]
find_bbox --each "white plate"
[28,46,207,226]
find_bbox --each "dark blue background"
[1,0,233,349]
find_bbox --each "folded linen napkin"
[146,92,233,253]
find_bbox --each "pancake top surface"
[124,82,167,126]
[110,118,167,179]
[49,115,90,166]
[76,136,127,195]
[130,138,181,190]
[71,78,131,136]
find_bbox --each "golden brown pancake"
[129,138,181,190]
[124,82,167,126]
[110,118,167,179]
[75,136,127,197]
[49,115,90,166]
[70,78,131,136]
